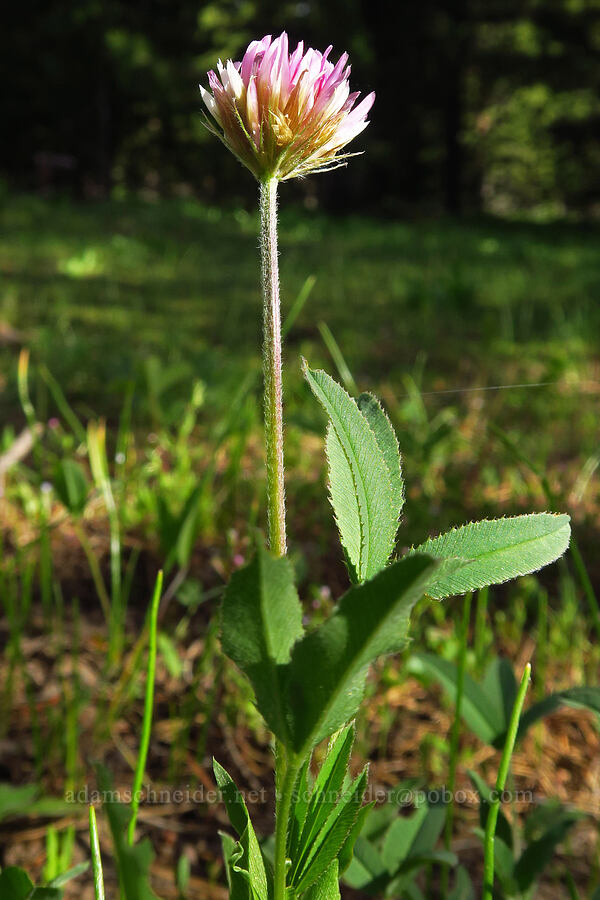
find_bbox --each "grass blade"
[482,663,531,900]
[89,805,106,900]
[127,570,163,845]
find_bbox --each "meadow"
[0,189,599,897]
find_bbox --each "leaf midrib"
[422,516,569,568]
[294,558,434,758]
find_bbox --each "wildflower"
[200,32,374,181]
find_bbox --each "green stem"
[273,743,300,900]
[89,805,106,900]
[474,586,489,673]
[260,177,287,557]
[127,570,163,845]
[442,592,472,895]
[483,662,531,900]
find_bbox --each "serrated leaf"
[357,393,404,519]
[288,758,312,863]
[337,802,374,875]
[212,761,269,900]
[301,860,340,900]
[221,545,304,742]
[297,725,356,861]
[53,459,89,516]
[413,513,570,599]
[286,554,438,755]
[294,768,368,894]
[303,363,397,582]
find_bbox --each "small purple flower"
[200,32,374,181]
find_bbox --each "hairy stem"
[260,177,287,557]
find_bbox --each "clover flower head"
[200,32,375,181]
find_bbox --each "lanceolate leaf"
[303,362,397,582]
[96,766,160,900]
[286,554,438,755]
[213,761,269,900]
[294,768,369,894]
[356,392,404,519]
[220,832,249,900]
[53,459,89,517]
[407,654,505,745]
[514,686,600,743]
[513,810,582,892]
[221,545,304,742]
[337,802,374,875]
[297,725,356,859]
[301,860,340,900]
[288,758,312,863]
[413,513,570,600]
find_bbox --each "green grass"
[1,190,599,897]
[1,190,598,550]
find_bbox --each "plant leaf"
[448,866,475,900]
[219,832,249,900]
[468,770,513,851]
[342,836,387,891]
[286,554,438,755]
[297,725,356,861]
[288,758,312,863]
[53,459,89,516]
[382,805,429,874]
[293,768,368,894]
[96,766,161,900]
[413,514,570,599]
[357,392,404,519]
[481,657,517,737]
[213,761,269,900]
[301,860,340,900]
[48,862,90,887]
[221,545,304,743]
[514,810,582,892]
[337,802,374,875]
[303,362,397,582]
[513,686,600,743]
[407,654,504,745]
[0,867,34,900]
